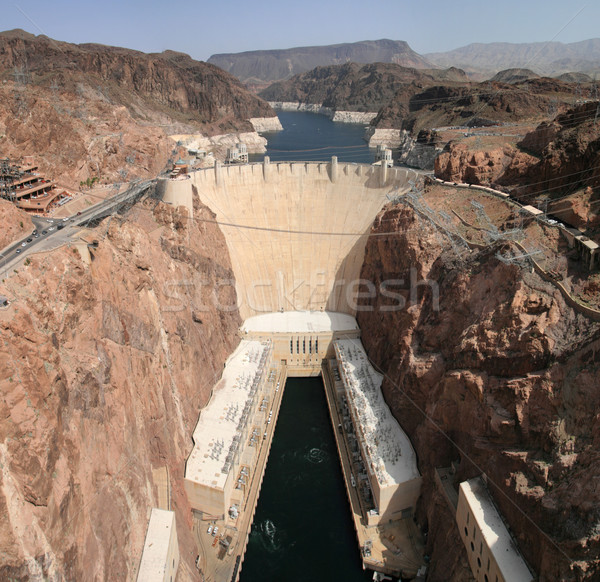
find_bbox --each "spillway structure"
[167,159,426,580]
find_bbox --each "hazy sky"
[4,1,596,60]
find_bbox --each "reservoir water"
[240,377,373,582]
[250,110,377,163]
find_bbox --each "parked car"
[41,230,47,235]
[26,238,32,243]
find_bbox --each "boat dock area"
[321,358,426,579]
[191,362,288,582]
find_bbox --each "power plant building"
[242,311,361,375]
[457,477,534,582]
[333,339,422,525]
[184,340,272,518]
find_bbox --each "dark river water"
[239,377,373,582]
[249,109,377,163]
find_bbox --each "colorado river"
[239,377,372,582]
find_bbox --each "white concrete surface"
[334,339,420,488]
[458,477,534,582]
[187,161,416,319]
[242,310,359,334]
[137,508,179,582]
[185,340,271,491]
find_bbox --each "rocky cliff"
[357,202,600,581]
[0,29,277,186]
[0,190,241,580]
[435,102,600,232]
[374,77,574,135]
[208,39,433,84]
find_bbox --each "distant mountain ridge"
[426,39,600,78]
[259,62,468,113]
[208,39,433,84]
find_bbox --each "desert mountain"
[259,62,468,113]
[0,29,276,185]
[426,39,600,78]
[490,68,541,84]
[260,61,577,134]
[208,39,433,84]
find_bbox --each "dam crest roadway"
[166,159,426,580]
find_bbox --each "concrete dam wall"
[162,159,417,320]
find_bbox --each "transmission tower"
[496,247,543,265]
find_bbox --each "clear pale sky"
[4,1,596,61]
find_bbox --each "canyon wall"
[0,191,241,580]
[357,203,600,581]
[0,30,278,186]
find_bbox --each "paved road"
[0,180,153,280]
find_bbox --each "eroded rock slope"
[0,191,240,580]
[358,203,600,581]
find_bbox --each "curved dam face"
[164,160,417,320]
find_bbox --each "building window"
[296,339,299,353]
[309,339,312,354]
[290,339,293,353]
[477,557,481,568]
[303,339,305,353]
[484,576,489,582]
[470,542,474,552]
[315,338,318,353]
[464,526,468,537]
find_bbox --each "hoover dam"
[159,159,429,580]
[161,158,418,318]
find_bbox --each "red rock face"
[0,194,241,580]
[0,200,33,250]
[434,142,538,187]
[357,205,600,581]
[435,103,600,232]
